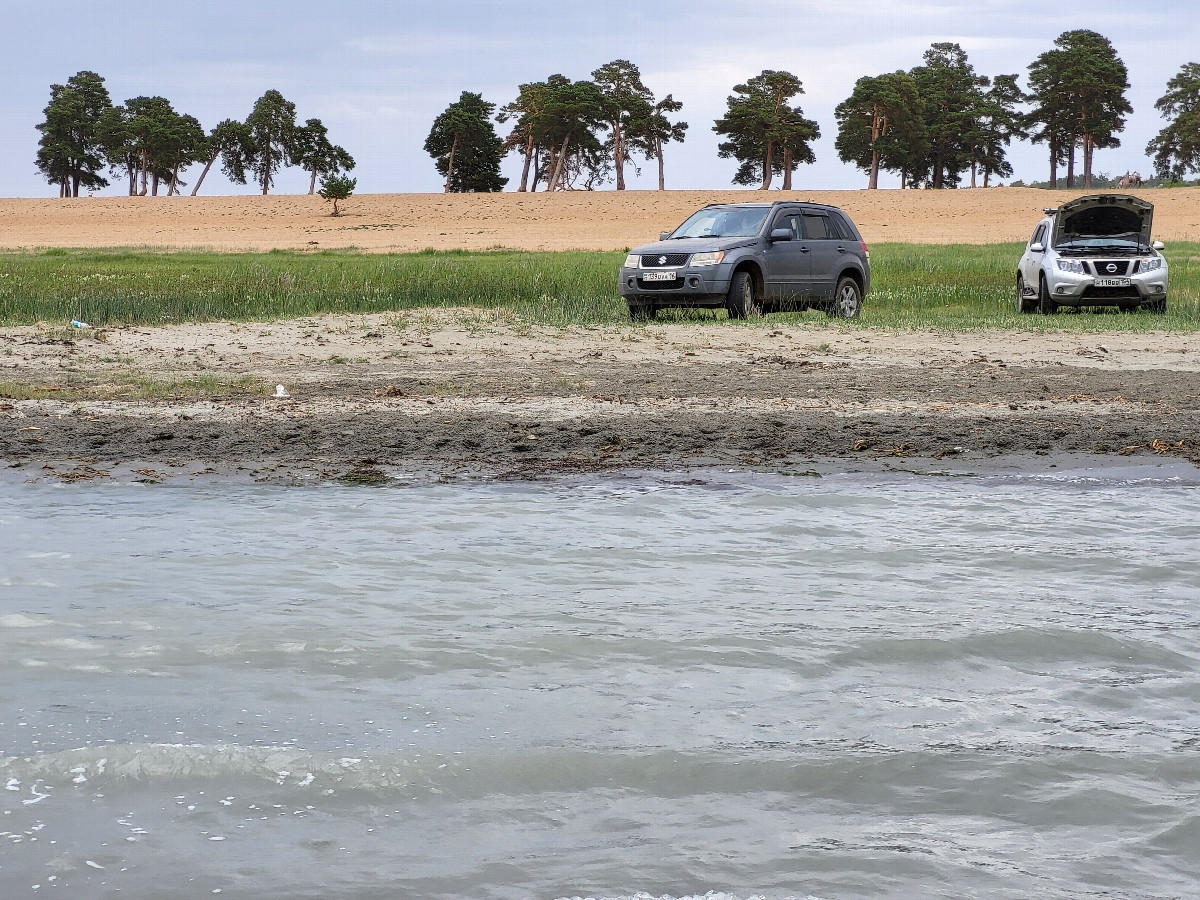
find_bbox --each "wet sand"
[3,314,1198,481]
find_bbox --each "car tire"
[1016,274,1036,314]
[1037,276,1058,315]
[1146,297,1167,314]
[725,270,761,320]
[827,276,862,319]
[627,303,655,321]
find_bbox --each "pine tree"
[425,92,508,192]
[713,70,819,190]
[35,71,113,197]
[834,71,926,189]
[591,60,654,190]
[1146,62,1200,180]
[245,90,298,195]
[292,118,355,195]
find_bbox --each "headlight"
[1056,259,1086,274]
[1142,257,1163,272]
[623,254,640,269]
[690,251,725,267]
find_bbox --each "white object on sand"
[274,385,291,398]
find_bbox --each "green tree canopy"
[190,119,255,196]
[834,71,926,188]
[713,70,820,190]
[1146,62,1200,180]
[317,173,356,216]
[591,59,654,190]
[292,118,356,195]
[1027,30,1131,188]
[245,90,298,195]
[632,94,688,191]
[424,91,508,193]
[35,71,113,197]
[908,43,989,188]
[121,96,203,196]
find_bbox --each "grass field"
[1,244,1198,331]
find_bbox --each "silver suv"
[1017,194,1168,314]
[619,201,870,320]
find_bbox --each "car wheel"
[725,270,761,320]
[1146,297,1167,314]
[1016,274,1036,314]
[1037,276,1058,315]
[627,303,655,321]
[827,276,862,319]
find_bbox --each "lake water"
[2,464,1199,900]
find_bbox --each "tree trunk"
[1082,133,1093,188]
[444,133,459,192]
[984,169,991,188]
[971,160,977,189]
[191,154,217,196]
[151,172,159,196]
[169,162,180,195]
[139,150,149,196]
[781,147,793,191]
[529,146,541,192]
[1066,136,1075,188]
[614,121,625,190]
[548,132,571,191]
[518,133,533,192]
[657,138,665,191]
[71,174,79,197]
[760,140,774,190]
[933,146,945,189]
[309,167,318,195]
[262,143,271,195]
[1049,136,1058,189]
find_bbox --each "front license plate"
[1095,277,1131,287]
[642,270,677,282]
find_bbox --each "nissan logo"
[1106,263,1118,273]
[658,256,667,265]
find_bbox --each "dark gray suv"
[619,201,871,320]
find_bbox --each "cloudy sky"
[3,0,1198,197]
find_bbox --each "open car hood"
[1053,194,1154,249]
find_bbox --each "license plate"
[1095,277,1131,287]
[642,271,677,282]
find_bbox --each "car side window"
[1031,224,1046,246]
[828,215,853,240]
[802,215,832,240]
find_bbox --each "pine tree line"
[36,75,354,197]
[428,32,1200,193]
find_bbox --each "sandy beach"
[2,187,1200,252]
[3,312,1198,480]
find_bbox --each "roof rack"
[1042,207,1058,215]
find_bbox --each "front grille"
[640,253,690,267]
[1081,285,1140,301]
[1089,260,1131,276]
[637,277,684,290]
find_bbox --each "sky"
[3,0,1199,197]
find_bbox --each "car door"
[763,211,809,302]
[1022,223,1047,289]
[801,212,840,299]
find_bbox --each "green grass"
[1,244,1198,331]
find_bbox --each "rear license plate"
[1095,277,1131,287]
[642,271,677,282]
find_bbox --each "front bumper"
[1044,267,1168,304]
[618,263,734,306]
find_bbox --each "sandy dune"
[2,188,1199,253]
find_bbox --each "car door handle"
[800,246,810,253]
[836,245,846,253]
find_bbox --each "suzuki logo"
[658,256,667,265]
[1106,263,1118,273]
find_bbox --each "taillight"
[860,241,870,258]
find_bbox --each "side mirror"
[1152,240,1165,251]
[1029,242,1044,253]
[659,232,673,242]
[769,228,793,242]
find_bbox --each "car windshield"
[1054,206,1147,251]
[671,207,770,239]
